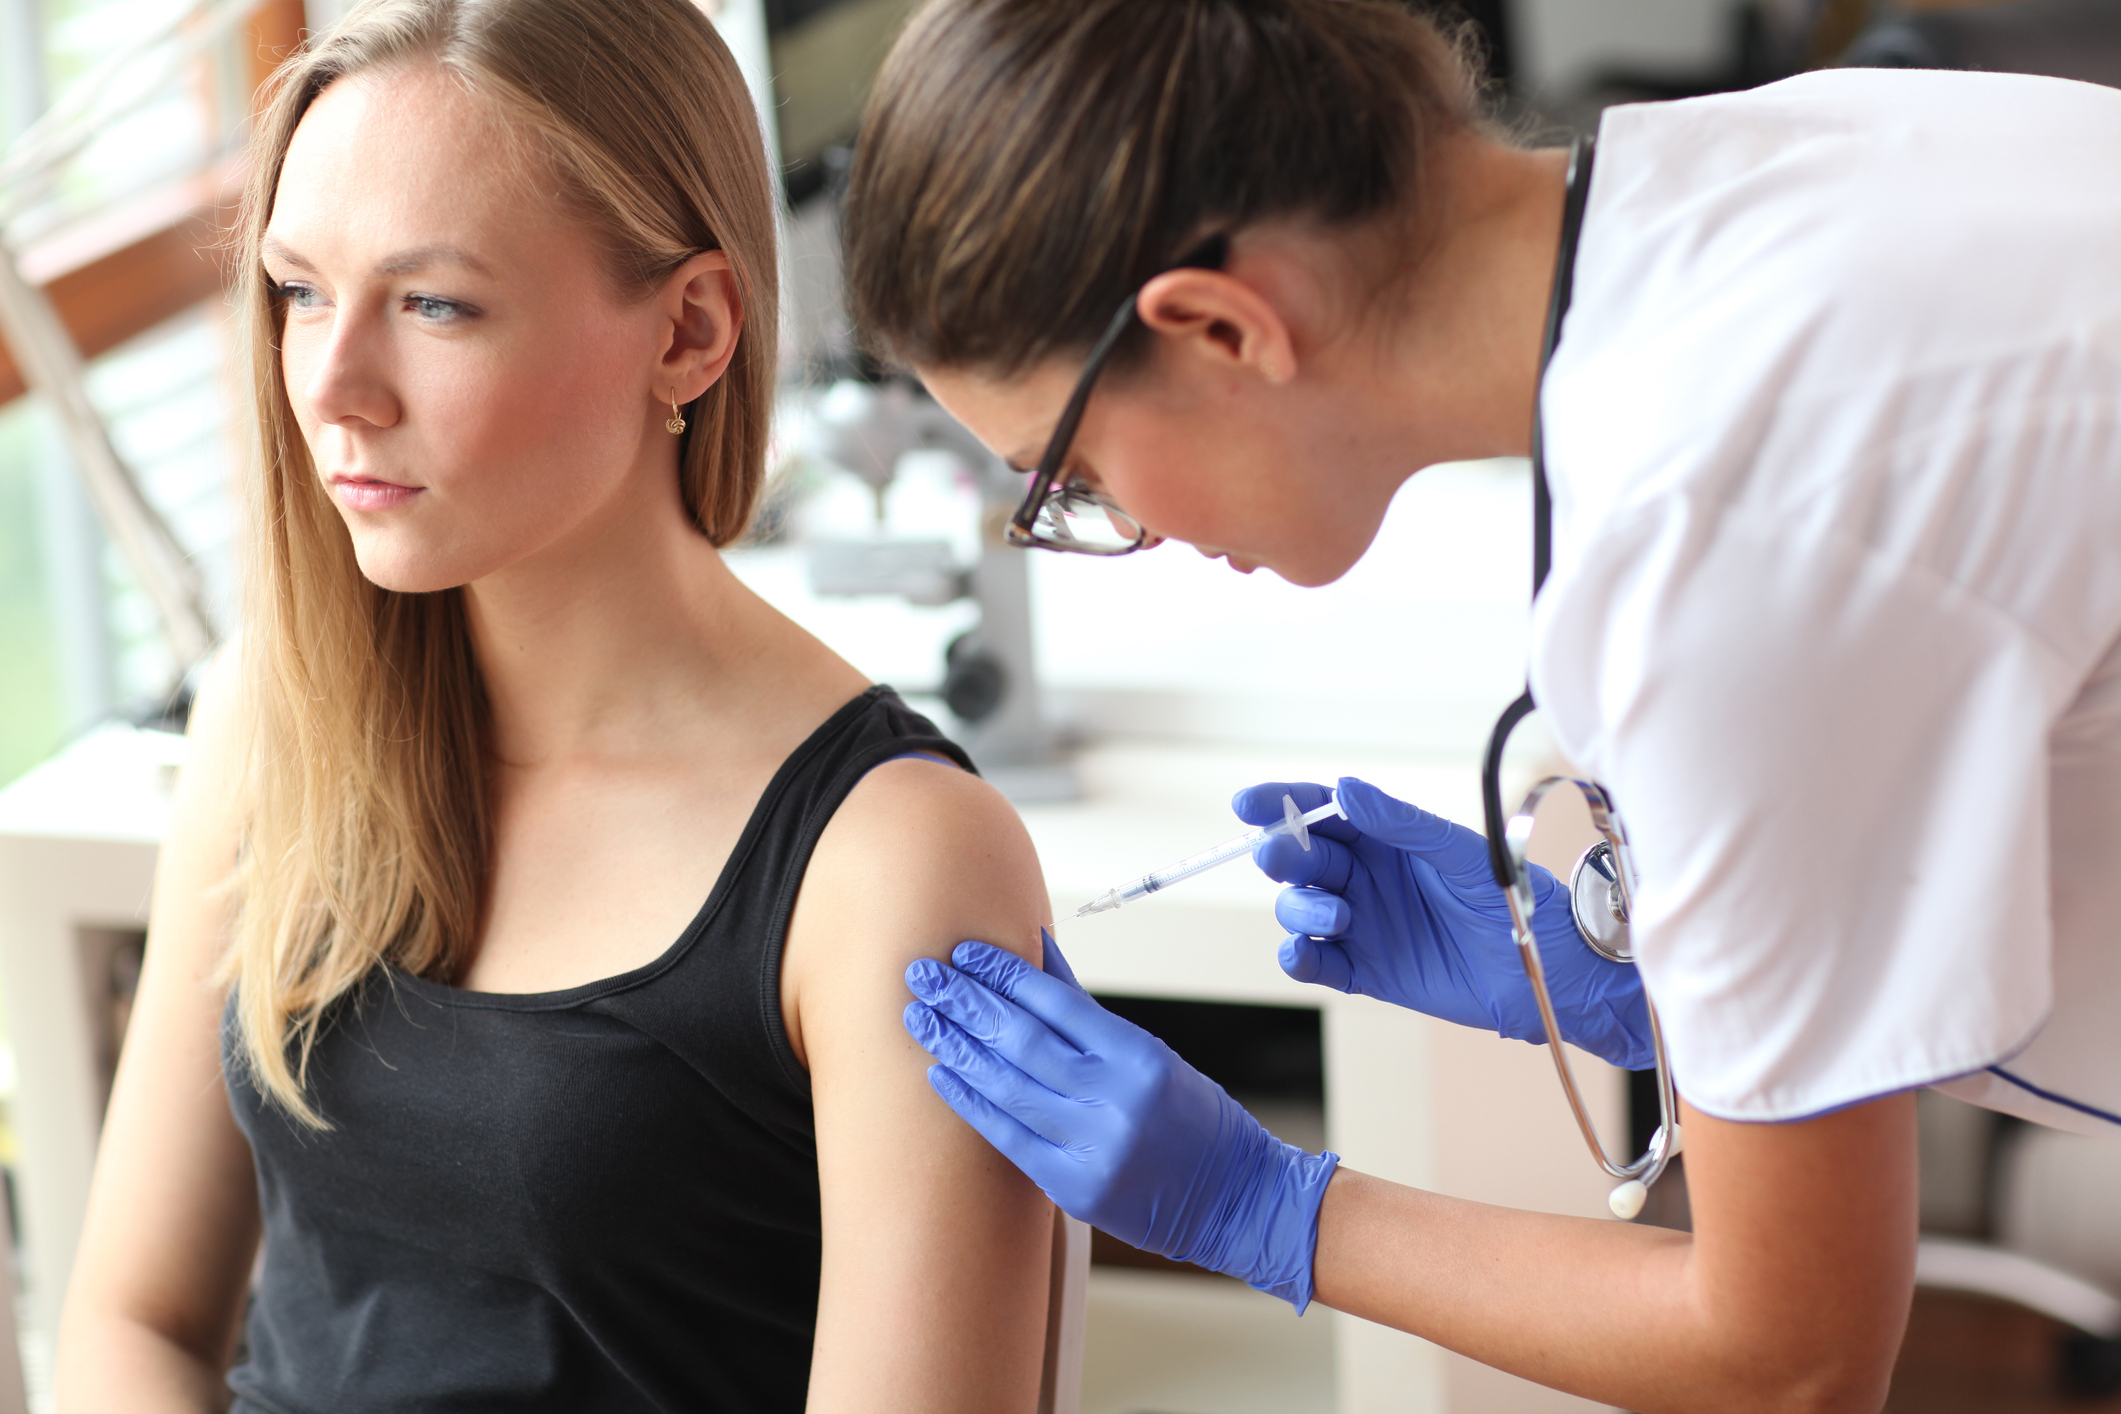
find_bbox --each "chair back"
[1038,1211,1091,1414]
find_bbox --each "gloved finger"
[926,1064,1084,1210]
[905,961,1095,1091]
[949,940,1143,1057]
[1252,831,1353,890]
[1230,782,1359,843]
[1037,928,1086,994]
[904,1001,1078,1148]
[1274,887,1352,939]
[1335,776,1496,893]
[1278,932,1357,992]
[906,956,1012,1036]
[903,997,982,1071]
[1524,860,1567,911]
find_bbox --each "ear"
[1134,267,1299,386]
[655,250,745,404]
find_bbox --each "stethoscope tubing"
[1481,132,1682,1217]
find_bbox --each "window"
[0,0,260,779]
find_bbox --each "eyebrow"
[259,236,494,278]
[259,237,314,271]
[374,243,494,277]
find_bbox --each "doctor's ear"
[1136,267,1299,386]
[655,250,745,404]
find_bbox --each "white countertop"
[0,724,184,846]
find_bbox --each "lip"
[329,474,423,512]
[1197,544,1259,575]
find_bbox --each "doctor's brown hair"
[844,0,1481,377]
[228,0,778,1124]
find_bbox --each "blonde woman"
[52,2,1056,1410]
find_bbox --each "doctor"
[845,0,2121,1409]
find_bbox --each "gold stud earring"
[666,393,686,435]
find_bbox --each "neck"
[461,465,767,766]
[1371,135,1570,467]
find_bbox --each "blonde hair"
[227,0,778,1123]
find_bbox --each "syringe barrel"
[1137,828,1267,895]
[1076,794,1340,919]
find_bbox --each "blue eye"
[275,282,326,310]
[404,294,471,323]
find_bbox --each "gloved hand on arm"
[902,933,1339,1312]
[1241,777,1654,1070]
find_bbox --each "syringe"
[1076,792,1346,917]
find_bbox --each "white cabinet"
[0,724,178,1406]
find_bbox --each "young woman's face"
[264,64,690,594]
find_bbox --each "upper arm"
[58,651,262,1374]
[1673,1092,1919,1412]
[785,760,1054,1414]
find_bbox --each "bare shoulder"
[812,758,1047,934]
[783,759,1050,1067]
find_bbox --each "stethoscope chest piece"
[1495,774,1678,1214]
[1569,840,1633,964]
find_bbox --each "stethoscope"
[1479,133,1681,1220]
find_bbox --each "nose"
[293,302,400,434]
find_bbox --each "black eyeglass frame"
[1004,235,1232,554]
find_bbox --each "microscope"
[797,377,1078,802]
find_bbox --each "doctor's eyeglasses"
[1005,235,1231,555]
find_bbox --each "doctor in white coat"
[844,1,2121,1409]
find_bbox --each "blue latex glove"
[903,933,1340,1312]
[1240,777,1654,1071]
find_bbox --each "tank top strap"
[585,685,970,1143]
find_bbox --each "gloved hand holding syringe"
[1075,791,1347,917]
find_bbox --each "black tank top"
[223,687,970,1414]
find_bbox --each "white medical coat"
[1534,68,2121,1134]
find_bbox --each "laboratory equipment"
[795,375,1077,801]
[1075,792,1345,918]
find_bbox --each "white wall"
[1513,0,1735,99]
